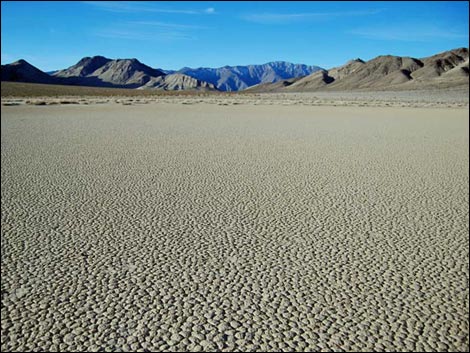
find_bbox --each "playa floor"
[1,102,469,351]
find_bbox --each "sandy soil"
[1,102,469,352]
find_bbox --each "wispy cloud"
[95,29,192,41]
[349,24,469,42]
[83,1,216,15]
[241,9,381,24]
[92,19,208,42]
[128,21,209,30]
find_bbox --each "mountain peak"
[116,57,139,63]
[91,55,109,60]
[12,59,29,66]
[78,55,110,63]
[348,58,365,64]
[52,56,165,88]
[1,59,59,84]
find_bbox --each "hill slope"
[247,48,469,92]
[1,60,62,85]
[53,56,166,88]
[138,73,217,91]
[2,57,218,91]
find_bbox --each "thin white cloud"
[349,25,469,42]
[94,22,201,41]
[83,1,216,15]
[92,18,207,42]
[128,21,209,30]
[95,29,193,41]
[241,9,381,24]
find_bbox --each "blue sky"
[1,1,468,71]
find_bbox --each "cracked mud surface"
[1,103,469,352]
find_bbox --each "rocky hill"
[247,48,469,92]
[2,56,218,91]
[1,60,61,85]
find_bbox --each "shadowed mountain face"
[177,62,323,91]
[412,47,469,80]
[1,60,61,84]
[247,48,469,92]
[55,56,112,77]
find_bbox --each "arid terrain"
[1,91,468,351]
[1,81,469,109]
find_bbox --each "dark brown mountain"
[1,60,61,85]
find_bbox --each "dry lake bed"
[1,101,469,351]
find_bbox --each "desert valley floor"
[1,98,469,351]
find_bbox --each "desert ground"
[1,93,469,352]
[1,82,469,108]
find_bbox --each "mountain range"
[1,57,322,92]
[173,62,323,91]
[247,48,469,92]
[2,48,468,92]
[53,56,218,91]
[1,57,219,91]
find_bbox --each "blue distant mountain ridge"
[174,62,324,91]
